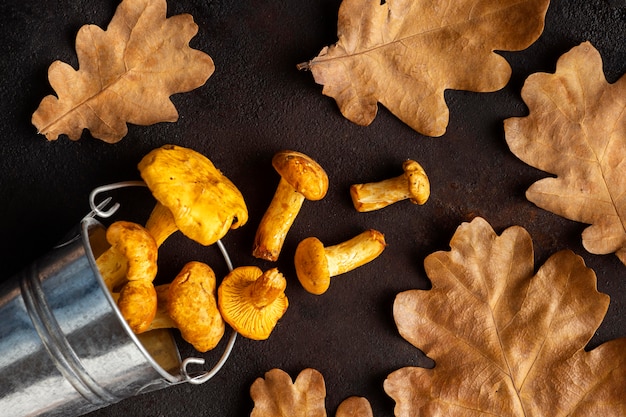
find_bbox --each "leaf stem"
[296,61,311,71]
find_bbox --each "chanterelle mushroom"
[218,266,288,340]
[147,261,225,352]
[252,150,328,262]
[350,159,429,212]
[96,221,159,333]
[138,144,248,247]
[117,280,158,334]
[96,220,158,291]
[294,230,386,295]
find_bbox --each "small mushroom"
[95,220,158,291]
[148,261,225,352]
[294,229,386,295]
[138,144,248,247]
[350,160,429,212]
[218,266,288,340]
[252,150,328,261]
[96,221,159,333]
[117,280,158,334]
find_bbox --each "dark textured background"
[1,0,625,416]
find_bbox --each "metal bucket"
[0,216,235,417]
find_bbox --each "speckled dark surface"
[1,0,625,416]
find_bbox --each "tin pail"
[0,217,232,417]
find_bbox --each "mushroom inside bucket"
[84,212,237,387]
[84,218,184,386]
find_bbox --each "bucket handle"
[88,181,238,385]
[89,180,148,218]
[180,239,237,384]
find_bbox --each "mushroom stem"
[252,150,328,262]
[294,230,386,295]
[350,160,429,212]
[249,268,288,308]
[147,284,177,330]
[145,201,179,247]
[252,178,306,261]
[324,229,387,276]
[350,176,410,209]
[96,248,128,291]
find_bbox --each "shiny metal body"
[0,218,181,417]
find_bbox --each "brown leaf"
[384,217,626,416]
[336,397,373,417]
[31,0,214,143]
[250,369,373,417]
[505,42,626,265]
[301,0,549,136]
[250,368,327,417]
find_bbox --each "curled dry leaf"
[300,0,549,136]
[505,42,626,266]
[384,217,626,416]
[250,368,373,417]
[31,0,214,143]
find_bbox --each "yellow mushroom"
[294,229,386,295]
[138,144,249,247]
[117,280,158,334]
[95,221,159,333]
[96,145,246,336]
[148,284,177,330]
[148,261,225,352]
[218,266,288,340]
[252,150,328,261]
[95,220,158,291]
[350,160,429,212]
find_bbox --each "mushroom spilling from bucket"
[0,184,237,417]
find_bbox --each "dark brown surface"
[1,0,625,416]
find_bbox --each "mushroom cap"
[402,159,430,205]
[106,220,158,283]
[167,261,225,352]
[138,144,249,246]
[272,150,328,201]
[294,237,331,295]
[218,266,288,340]
[117,280,157,334]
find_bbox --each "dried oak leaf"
[384,217,626,416]
[250,368,373,417]
[335,397,373,417]
[505,42,626,266]
[299,0,549,137]
[31,0,214,143]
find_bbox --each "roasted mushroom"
[218,266,288,340]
